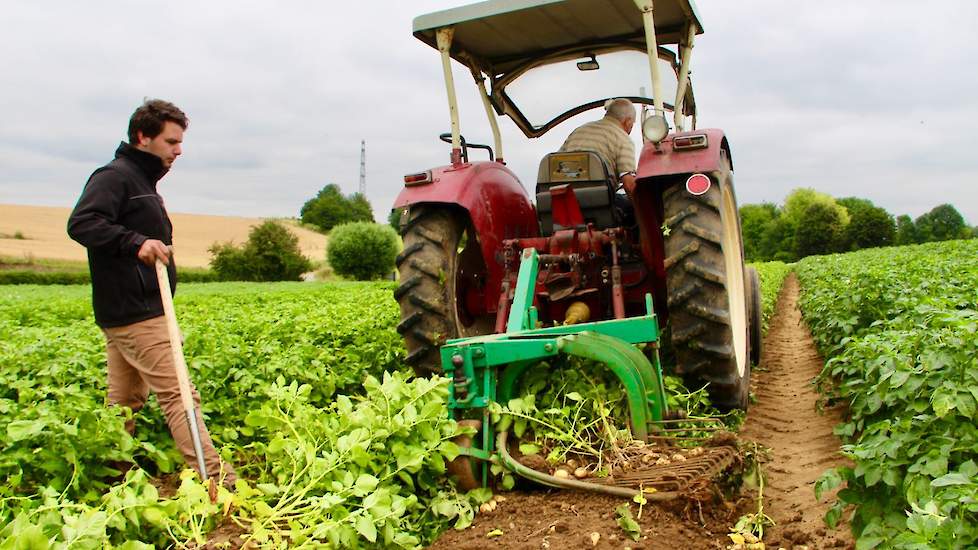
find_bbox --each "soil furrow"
[738,274,852,550]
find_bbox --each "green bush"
[209,221,312,282]
[327,222,399,280]
[300,184,374,231]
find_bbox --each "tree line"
[740,188,976,262]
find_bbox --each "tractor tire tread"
[393,275,422,300]
[663,176,749,411]
[395,207,492,377]
[395,242,424,267]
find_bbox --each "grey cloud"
[1,0,975,225]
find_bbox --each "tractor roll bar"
[436,27,463,165]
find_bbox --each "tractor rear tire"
[746,266,763,366]
[395,207,492,377]
[663,176,750,410]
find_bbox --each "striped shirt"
[559,116,636,177]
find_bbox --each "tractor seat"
[536,151,620,236]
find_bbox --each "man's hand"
[137,239,172,266]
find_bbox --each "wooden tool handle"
[155,260,195,413]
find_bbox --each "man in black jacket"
[68,99,236,487]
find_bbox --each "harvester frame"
[394,0,759,493]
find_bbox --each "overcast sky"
[1,1,975,225]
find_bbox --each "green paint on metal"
[502,315,659,344]
[558,332,667,440]
[439,248,672,488]
[506,248,539,332]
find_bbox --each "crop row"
[0,282,488,548]
[796,239,978,549]
[751,261,791,334]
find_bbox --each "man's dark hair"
[127,99,189,144]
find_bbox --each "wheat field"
[0,204,327,268]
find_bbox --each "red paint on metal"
[549,184,585,229]
[394,160,539,313]
[637,128,729,180]
[685,173,711,195]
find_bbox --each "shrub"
[327,222,399,280]
[209,221,312,281]
[300,184,374,231]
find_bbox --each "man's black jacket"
[68,142,177,328]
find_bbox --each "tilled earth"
[430,275,854,550]
[427,489,747,549]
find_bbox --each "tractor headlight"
[642,115,669,143]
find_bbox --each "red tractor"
[393,0,761,411]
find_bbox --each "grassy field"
[0,204,328,268]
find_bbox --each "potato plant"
[797,239,978,548]
[751,261,791,333]
[0,282,482,548]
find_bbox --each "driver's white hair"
[604,98,637,122]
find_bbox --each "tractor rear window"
[505,50,679,129]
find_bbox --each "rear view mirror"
[576,55,599,71]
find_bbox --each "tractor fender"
[393,160,539,304]
[636,128,732,180]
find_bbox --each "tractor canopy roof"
[414,0,704,138]
[413,0,703,76]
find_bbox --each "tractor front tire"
[663,176,751,410]
[395,207,491,377]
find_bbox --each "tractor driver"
[559,97,637,225]
[559,97,638,190]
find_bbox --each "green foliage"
[209,221,312,282]
[751,261,791,334]
[0,270,92,285]
[796,239,978,548]
[894,214,918,245]
[742,189,973,261]
[327,222,399,280]
[795,201,847,257]
[389,207,406,231]
[739,203,780,262]
[782,188,850,230]
[490,358,731,475]
[300,184,374,231]
[837,197,895,250]
[615,504,641,540]
[0,267,218,285]
[0,280,483,546]
[914,203,969,242]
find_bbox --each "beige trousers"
[102,315,236,485]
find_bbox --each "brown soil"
[428,489,748,550]
[738,274,853,550]
[429,274,854,550]
[0,203,327,268]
